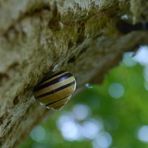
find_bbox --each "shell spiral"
[34,71,76,110]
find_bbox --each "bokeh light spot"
[134,46,148,65]
[30,126,46,142]
[93,132,112,148]
[108,83,124,99]
[85,83,93,89]
[143,66,148,82]
[59,120,81,141]
[122,52,136,67]
[144,81,148,90]
[57,113,82,141]
[72,104,90,121]
[137,125,148,142]
[81,119,103,139]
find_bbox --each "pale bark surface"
[0,0,148,147]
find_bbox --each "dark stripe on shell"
[43,71,66,82]
[34,71,66,90]
[37,81,75,98]
[34,72,73,91]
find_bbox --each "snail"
[34,71,76,110]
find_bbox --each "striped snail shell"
[33,71,76,110]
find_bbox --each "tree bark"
[0,0,148,147]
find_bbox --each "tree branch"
[0,0,148,147]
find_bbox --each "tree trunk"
[0,0,148,147]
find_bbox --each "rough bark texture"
[0,0,148,147]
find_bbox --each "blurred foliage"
[20,53,148,148]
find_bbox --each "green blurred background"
[20,46,148,148]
